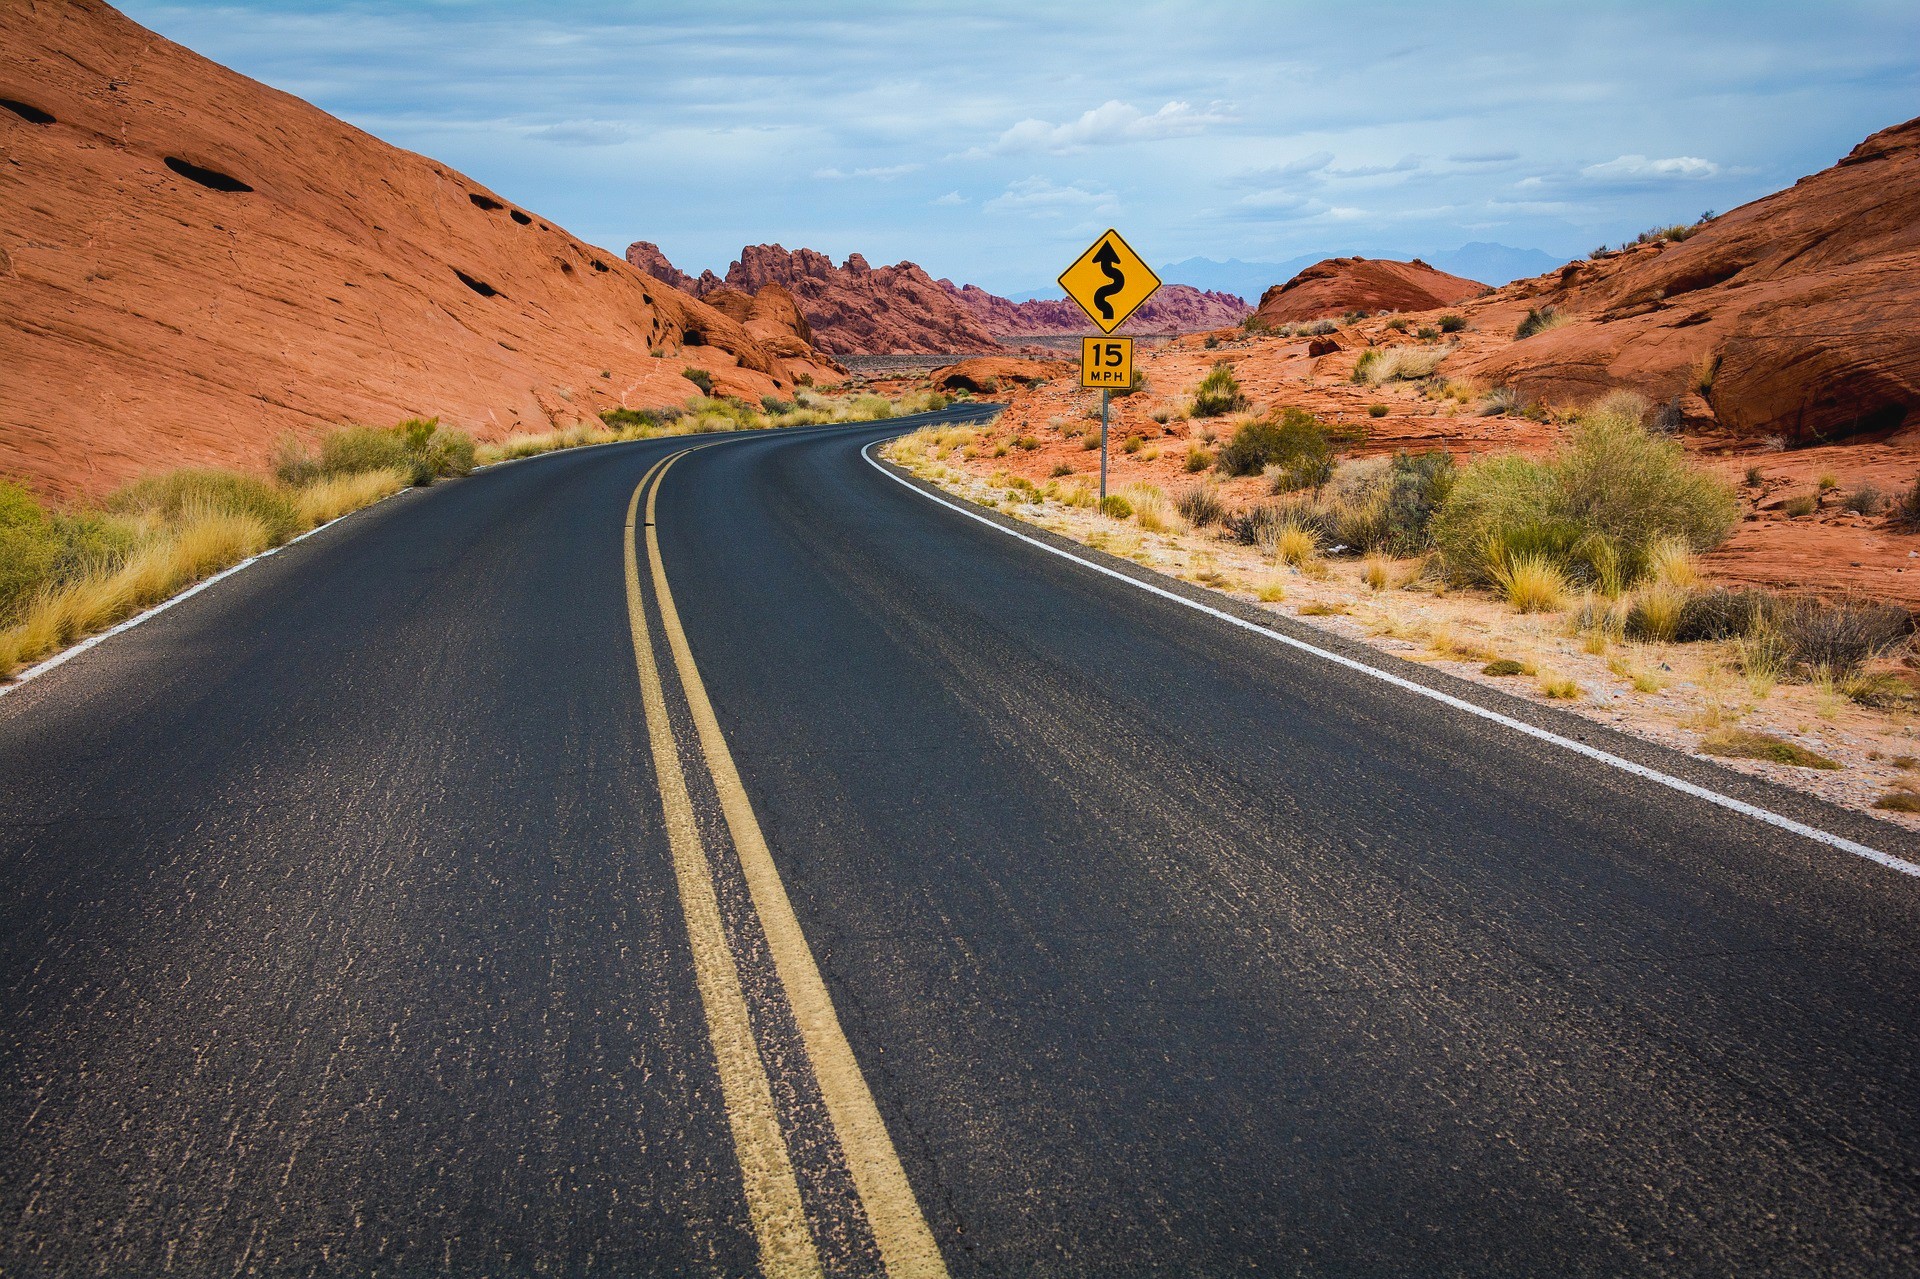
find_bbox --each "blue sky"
[122,1,1920,294]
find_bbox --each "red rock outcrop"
[927,357,1071,394]
[1470,115,1920,443]
[0,0,836,500]
[940,282,1251,337]
[1252,258,1484,325]
[628,242,999,356]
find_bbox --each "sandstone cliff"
[1470,116,1920,443]
[1252,258,1485,325]
[0,0,833,499]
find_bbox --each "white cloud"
[812,163,923,180]
[1580,154,1721,181]
[932,190,967,205]
[973,100,1236,156]
[525,120,633,147]
[982,176,1117,218]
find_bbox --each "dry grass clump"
[1352,345,1453,386]
[1490,552,1568,613]
[1514,306,1571,340]
[278,418,475,487]
[1174,484,1225,527]
[1271,522,1319,567]
[1700,729,1840,770]
[292,469,409,527]
[1122,484,1174,533]
[1537,671,1581,699]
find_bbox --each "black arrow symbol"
[1091,240,1124,321]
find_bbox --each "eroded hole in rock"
[509,210,531,225]
[1,98,55,125]
[165,157,253,192]
[1661,261,1746,299]
[559,260,574,274]
[469,193,504,211]
[591,260,609,272]
[682,329,705,346]
[454,268,501,298]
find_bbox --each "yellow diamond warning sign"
[1058,228,1161,334]
[1081,337,1134,390]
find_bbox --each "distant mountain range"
[1003,243,1567,304]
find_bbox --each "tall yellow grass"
[293,468,408,527]
[0,510,271,677]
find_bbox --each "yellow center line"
[643,451,949,1279]
[623,453,822,1279]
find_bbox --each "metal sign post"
[1100,389,1110,501]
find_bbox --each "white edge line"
[862,439,1920,880]
[0,409,994,701]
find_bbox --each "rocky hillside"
[940,282,1250,337]
[628,242,998,356]
[0,0,834,499]
[1252,257,1485,325]
[1471,116,1920,444]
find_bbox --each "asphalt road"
[3,408,1918,1276]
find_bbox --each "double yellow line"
[622,448,946,1279]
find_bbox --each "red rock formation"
[628,242,999,356]
[927,357,1071,394]
[1252,258,1484,325]
[0,0,836,500]
[939,282,1250,337]
[1471,115,1920,443]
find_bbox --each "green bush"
[1216,408,1331,481]
[1514,306,1565,340]
[682,367,714,395]
[1438,314,1466,333]
[276,419,476,488]
[1098,494,1133,520]
[1430,407,1735,586]
[601,406,685,432]
[107,469,302,544]
[0,481,59,622]
[1190,361,1249,418]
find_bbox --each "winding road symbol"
[1058,228,1161,334]
[1091,241,1125,321]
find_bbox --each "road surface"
[3,408,1918,1276]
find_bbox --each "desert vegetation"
[1,389,932,682]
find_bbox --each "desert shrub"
[280,419,477,487]
[1112,369,1148,399]
[1184,446,1213,473]
[1700,730,1838,770]
[600,406,684,432]
[1120,434,1142,454]
[1368,403,1389,418]
[1217,408,1333,486]
[1416,327,1440,341]
[1674,587,1783,642]
[107,469,301,545]
[1174,484,1225,526]
[1050,463,1073,478]
[1784,493,1818,518]
[682,367,714,395]
[1777,596,1911,677]
[1190,361,1249,418]
[1431,409,1735,588]
[1514,306,1568,340]
[1891,475,1920,530]
[1844,485,1885,515]
[760,395,793,414]
[1013,435,1041,451]
[1098,494,1133,520]
[1438,314,1467,333]
[1382,450,1456,555]
[1303,320,1338,336]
